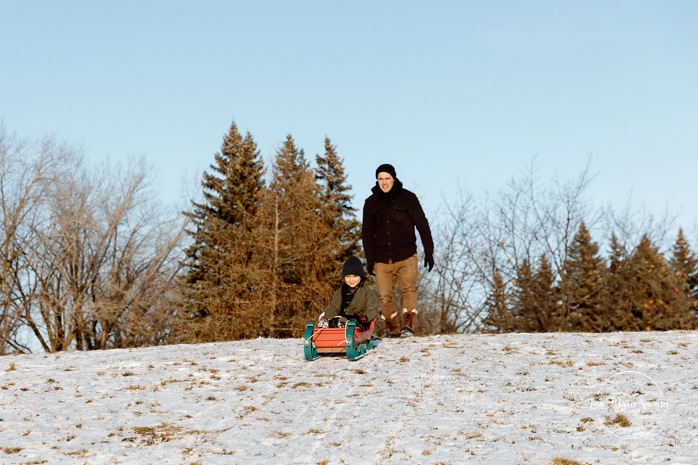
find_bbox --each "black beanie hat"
[341,256,365,278]
[375,163,396,179]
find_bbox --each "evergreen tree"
[314,137,362,264]
[510,258,533,331]
[560,222,606,331]
[534,253,559,331]
[622,235,693,330]
[259,135,334,336]
[510,256,557,332]
[484,271,511,332]
[180,121,266,341]
[603,234,632,331]
[669,228,698,324]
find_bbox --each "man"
[362,163,434,337]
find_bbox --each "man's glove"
[356,313,367,325]
[424,254,434,272]
[367,260,375,276]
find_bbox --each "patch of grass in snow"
[130,423,184,445]
[64,449,89,457]
[604,413,631,428]
[291,381,313,388]
[549,359,574,367]
[576,417,594,431]
[124,384,147,390]
[551,458,584,465]
[1,446,22,454]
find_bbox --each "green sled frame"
[303,319,380,361]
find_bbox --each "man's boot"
[401,308,417,337]
[383,313,401,338]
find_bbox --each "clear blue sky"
[2,1,698,236]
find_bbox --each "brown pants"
[375,254,419,333]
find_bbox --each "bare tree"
[28,155,185,351]
[0,126,185,353]
[420,187,486,333]
[0,126,70,353]
[600,191,677,254]
[427,158,598,333]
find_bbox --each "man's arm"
[361,201,376,262]
[410,195,434,256]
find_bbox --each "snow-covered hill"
[0,331,696,465]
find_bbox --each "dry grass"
[549,359,575,367]
[604,413,632,428]
[1,447,22,454]
[551,458,584,465]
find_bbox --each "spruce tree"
[669,228,698,324]
[180,121,266,341]
[534,253,559,331]
[259,135,334,336]
[510,259,533,331]
[604,234,633,331]
[314,137,362,264]
[560,222,606,331]
[510,257,557,332]
[484,271,511,332]
[623,235,693,330]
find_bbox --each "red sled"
[303,318,379,361]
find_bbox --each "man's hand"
[424,254,434,272]
[367,260,375,276]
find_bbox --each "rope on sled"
[302,327,346,347]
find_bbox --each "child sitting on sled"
[319,256,379,330]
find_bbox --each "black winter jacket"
[362,180,434,264]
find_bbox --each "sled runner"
[303,318,380,361]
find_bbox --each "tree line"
[0,120,696,353]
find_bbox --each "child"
[320,256,379,330]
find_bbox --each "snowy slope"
[0,331,696,465]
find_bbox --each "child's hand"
[318,312,328,328]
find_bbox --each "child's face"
[344,274,361,288]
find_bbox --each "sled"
[303,318,380,361]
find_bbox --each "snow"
[0,331,696,465]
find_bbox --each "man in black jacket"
[362,163,435,337]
